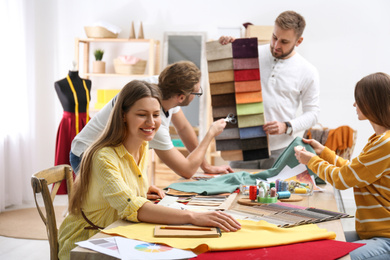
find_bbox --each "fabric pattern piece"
[215,128,240,140]
[234,69,260,82]
[209,70,235,84]
[212,106,237,118]
[206,41,233,61]
[235,91,263,104]
[239,126,266,139]
[232,38,259,58]
[236,102,264,115]
[211,93,236,107]
[235,80,261,93]
[207,59,234,72]
[210,82,235,95]
[237,114,265,128]
[233,58,260,70]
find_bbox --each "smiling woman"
[58,80,241,260]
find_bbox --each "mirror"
[163,32,208,137]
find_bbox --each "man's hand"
[219,36,235,45]
[263,121,286,135]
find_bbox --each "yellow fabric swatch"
[102,219,336,254]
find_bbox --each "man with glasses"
[70,61,233,179]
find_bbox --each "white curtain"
[0,0,36,211]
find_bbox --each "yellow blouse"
[58,142,150,260]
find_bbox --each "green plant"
[94,49,104,61]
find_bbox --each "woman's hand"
[147,185,165,200]
[294,145,316,165]
[302,138,325,155]
[192,211,241,232]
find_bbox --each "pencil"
[160,226,212,231]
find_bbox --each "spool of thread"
[270,187,277,197]
[258,187,265,198]
[294,187,308,194]
[249,185,257,201]
[277,191,291,199]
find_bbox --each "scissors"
[224,113,237,124]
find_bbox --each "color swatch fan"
[206,38,270,161]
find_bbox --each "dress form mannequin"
[54,70,91,194]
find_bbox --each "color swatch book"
[206,38,270,161]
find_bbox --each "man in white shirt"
[219,10,320,169]
[70,61,233,178]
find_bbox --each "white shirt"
[71,75,181,156]
[259,44,320,151]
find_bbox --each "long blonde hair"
[69,80,161,215]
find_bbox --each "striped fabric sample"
[206,38,270,161]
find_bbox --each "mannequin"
[54,70,91,194]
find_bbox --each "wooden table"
[71,176,351,259]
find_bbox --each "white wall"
[34,0,390,183]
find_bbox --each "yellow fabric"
[58,142,151,260]
[102,219,336,254]
[66,75,80,133]
[82,79,90,124]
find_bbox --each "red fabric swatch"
[193,239,365,260]
[234,69,260,81]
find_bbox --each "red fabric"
[234,69,260,81]
[54,111,89,194]
[193,239,365,260]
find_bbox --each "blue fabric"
[167,137,321,194]
[239,126,266,139]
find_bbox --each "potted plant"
[92,49,105,73]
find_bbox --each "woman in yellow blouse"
[58,80,241,260]
[294,72,390,260]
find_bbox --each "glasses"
[190,86,203,97]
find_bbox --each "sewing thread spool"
[249,185,257,201]
[277,191,291,199]
[294,187,308,194]
[270,187,277,197]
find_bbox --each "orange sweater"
[308,130,390,239]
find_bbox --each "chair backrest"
[31,165,73,260]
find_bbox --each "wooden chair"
[31,165,73,260]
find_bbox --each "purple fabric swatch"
[233,58,259,70]
[232,38,259,58]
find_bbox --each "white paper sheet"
[115,237,197,260]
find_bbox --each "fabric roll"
[216,139,242,151]
[238,114,265,128]
[235,80,261,93]
[233,58,259,70]
[211,93,236,107]
[235,91,263,104]
[239,126,266,139]
[208,59,234,72]
[210,82,235,95]
[236,102,264,115]
[241,137,268,150]
[232,38,259,58]
[215,128,240,140]
[209,70,235,84]
[206,41,233,61]
[243,148,270,161]
[212,106,237,118]
[220,150,244,161]
[234,69,260,82]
